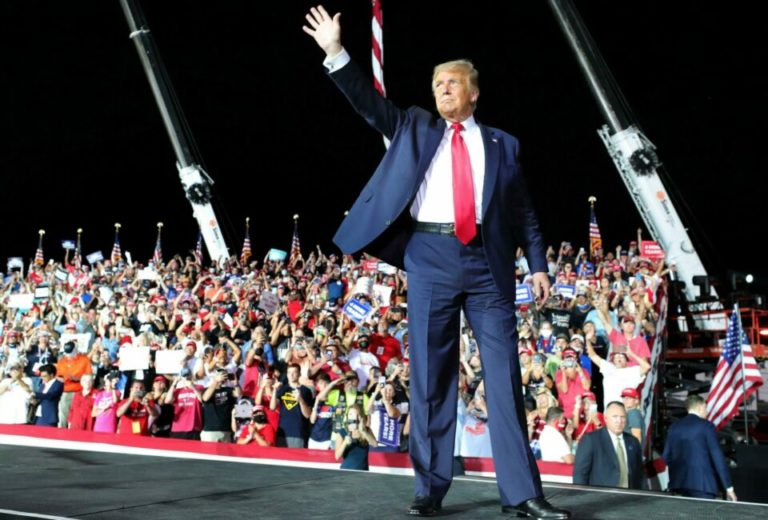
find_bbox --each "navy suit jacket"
[34,379,64,426]
[573,427,644,489]
[663,413,732,495]
[328,58,547,304]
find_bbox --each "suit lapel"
[479,124,499,219]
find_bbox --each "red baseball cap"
[621,387,640,399]
[581,391,597,402]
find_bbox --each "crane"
[119,0,229,263]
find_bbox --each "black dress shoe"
[408,496,442,516]
[502,497,570,519]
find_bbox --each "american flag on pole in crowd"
[290,214,301,261]
[152,222,164,265]
[371,0,389,149]
[706,305,764,430]
[34,229,45,266]
[111,223,122,264]
[240,217,252,265]
[194,230,204,265]
[72,228,83,270]
[588,196,603,260]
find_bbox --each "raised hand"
[302,5,342,57]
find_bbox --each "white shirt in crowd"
[539,424,571,463]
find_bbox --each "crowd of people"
[1,236,666,478]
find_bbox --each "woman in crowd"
[92,372,121,433]
[67,373,95,430]
[333,404,376,470]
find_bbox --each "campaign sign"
[362,260,379,272]
[86,251,104,264]
[641,240,665,260]
[258,290,280,315]
[515,284,534,304]
[54,267,68,282]
[118,346,151,371]
[377,262,397,275]
[343,298,373,324]
[61,240,76,250]
[7,257,23,270]
[555,284,577,299]
[267,248,287,262]
[155,350,185,374]
[34,284,50,300]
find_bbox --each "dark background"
[2,1,765,291]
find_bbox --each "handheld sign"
[515,284,534,304]
[343,298,373,324]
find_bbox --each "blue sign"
[343,298,373,324]
[515,284,534,304]
[555,284,576,299]
[267,248,287,262]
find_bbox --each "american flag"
[706,305,764,430]
[34,230,45,266]
[194,231,204,265]
[111,227,122,264]
[240,218,252,265]
[152,236,163,265]
[588,204,603,259]
[72,231,82,270]
[290,217,301,261]
[371,0,389,149]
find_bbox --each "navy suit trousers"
[404,230,542,506]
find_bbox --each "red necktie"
[451,123,477,244]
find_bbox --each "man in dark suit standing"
[663,394,737,500]
[573,402,644,489]
[303,6,568,519]
[32,364,64,427]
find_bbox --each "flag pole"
[733,303,751,443]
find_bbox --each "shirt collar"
[445,115,478,132]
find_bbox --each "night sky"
[2,1,766,291]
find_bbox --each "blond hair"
[432,59,479,94]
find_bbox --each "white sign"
[354,276,373,296]
[99,286,114,304]
[267,248,288,262]
[7,257,23,270]
[34,285,51,300]
[54,267,68,282]
[258,290,280,315]
[118,346,151,371]
[61,240,75,250]
[372,284,393,307]
[154,350,186,374]
[137,268,158,281]
[377,262,397,275]
[8,294,34,309]
[60,332,92,354]
[86,251,104,264]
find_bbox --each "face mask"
[540,329,552,339]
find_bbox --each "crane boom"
[119,0,229,263]
[547,0,714,304]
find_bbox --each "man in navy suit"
[33,364,64,427]
[573,401,644,489]
[663,394,737,500]
[303,6,568,519]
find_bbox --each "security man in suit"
[663,394,737,500]
[573,401,644,489]
[303,5,568,519]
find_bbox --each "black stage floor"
[0,445,764,520]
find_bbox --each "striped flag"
[290,216,301,261]
[152,223,163,265]
[240,217,252,265]
[706,305,764,430]
[371,0,389,149]
[588,202,603,260]
[72,229,83,270]
[111,224,122,264]
[34,230,45,266]
[194,231,204,265]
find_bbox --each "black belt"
[413,221,482,238]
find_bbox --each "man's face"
[613,352,628,368]
[605,403,627,435]
[287,367,300,383]
[433,69,478,122]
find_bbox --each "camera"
[378,376,386,387]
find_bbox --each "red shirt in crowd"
[171,386,203,433]
[574,412,605,441]
[236,422,277,446]
[608,330,651,367]
[370,334,402,368]
[117,398,158,436]
[68,390,94,430]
